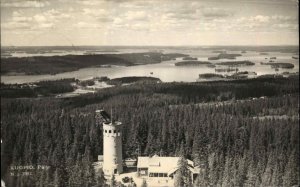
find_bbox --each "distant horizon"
[1,44,299,48]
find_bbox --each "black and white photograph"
[1,0,299,186]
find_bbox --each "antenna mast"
[111,107,113,123]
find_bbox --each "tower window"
[105,130,107,133]
[109,130,111,133]
[114,130,116,133]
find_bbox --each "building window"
[170,174,174,179]
[149,173,154,177]
[154,173,158,177]
[163,173,168,177]
[114,130,116,133]
[105,130,107,133]
[109,130,111,133]
[159,173,163,177]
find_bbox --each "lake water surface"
[1,49,298,84]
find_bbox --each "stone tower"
[98,110,123,178]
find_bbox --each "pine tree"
[82,145,96,187]
[110,175,116,187]
[283,150,299,187]
[244,160,257,187]
[271,163,282,187]
[141,179,148,187]
[96,168,106,186]
[53,168,61,187]
[261,153,275,186]
[222,156,233,187]
[235,156,247,186]
[175,142,192,187]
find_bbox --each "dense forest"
[0,79,76,98]
[1,53,187,75]
[107,77,161,86]
[1,76,299,186]
[175,61,211,66]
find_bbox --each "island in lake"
[198,73,224,79]
[216,60,255,66]
[107,76,161,85]
[1,52,187,75]
[261,62,294,69]
[175,61,211,66]
[259,52,269,55]
[198,71,258,81]
[208,53,242,60]
[182,57,198,60]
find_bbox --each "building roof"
[137,155,196,174]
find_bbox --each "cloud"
[162,2,200,20]
[113,17,123,25]
[83,8,108,17]
[81,8,112,23]
[249,15,270,23]
[37,22,54,28]
[1,22,31,29]
[237,15,269,26]
[97,17,114,23]
[201,7,234,18]
[32,9,71,28]
[77,0,106,6]
[234,13,299,32]
[124,11,148,21]
[235,13,298,32]
[33,14,47,22]
[2,9,72,30]
[126,23,150,31]
[33,9,70,22]
[111,10,149,28]
[272,23,298,30]
[119,1,150,9]
[237,14,297,24]
[1,0,49,8]
[271,15,297,22]
[212,18,226,23]
[11,11,32,22]
[74,22,101,29]
[165,11,198,20]
[1,0,298,46]
[1,11,32,30]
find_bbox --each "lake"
[1,48,299,84]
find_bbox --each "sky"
[0,0,299,46]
